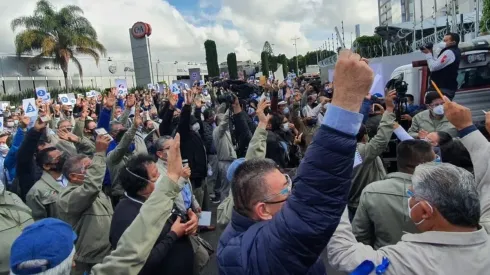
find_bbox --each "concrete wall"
[129,29,153,87]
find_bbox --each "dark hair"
[231,159,278,217]
[84,119,96,130]
[62,154,88,180]
[120,154,156,197]
[356,124,367,143]
[269,113,284,131]
[436,131,452,147]
[440,140,473,172]
[203,109,215,121]
[406,94,414,101]
[446,32,460,45]
[397,140,434,173]
[36,147,57,168]
[425,91,441,105]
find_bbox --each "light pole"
[291,37,300,74]
[156,59,160,82]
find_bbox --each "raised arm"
[252,51,373,273]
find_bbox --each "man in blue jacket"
[217,50,375,275]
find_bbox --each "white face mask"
[6,122,14,127]
[192,123,200,132]
[0,144,9,156]
[408,197,434,226]
[438,41,447,49]
[282,122,289,132]
[433,105,444,116]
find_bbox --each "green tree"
[204,40,220,77]
[261,51,270,77]
[268,55,278,73]
[353,35,383,58]
[481,0,490,33]
[11,0,106,90]
[226,52,238,79]
[277,54,289,78]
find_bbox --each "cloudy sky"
[0,0,379,63]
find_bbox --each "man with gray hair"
[328,101,490,274]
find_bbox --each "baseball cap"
[227,158,246,182]
[10,218,77,275]
[373,93,384,98]
[278,101,287,106]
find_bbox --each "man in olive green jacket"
[352,139,436,249]
[0,183,33,275]
[57,135,114,275]
[90,134,184,275]
[217,99,269,226]
[407,92,457,138]
[349,92,396,219]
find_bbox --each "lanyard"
[124,192,144,205]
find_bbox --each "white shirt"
[425,50,456,72]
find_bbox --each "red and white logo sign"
[131,22,152,39]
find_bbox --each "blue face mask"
[283,107,289,115]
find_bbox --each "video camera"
[386,75,408,99]
[419,42,434,52]
[216,80,260,104]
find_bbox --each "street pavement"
[200,202,222,275]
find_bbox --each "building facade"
[379,0,480,27]
[0,54,210,94]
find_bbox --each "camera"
[217,92,236,105]
[393,78,408,98]
[419,42,433,51]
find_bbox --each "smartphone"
[182,159,189,167]
[95,128,113,141]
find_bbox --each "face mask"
[6,122,14,127]
[115,129,128,143]
[282,107,289,115]
[433,105,444,116]
[0,144,9,155]
[247,107,255,116]
[49,153,67,172]
[408,197,434,226]
[14,120,19,126]
[282,123,289,132]
[438,42,447,49]
[192,123,200,132]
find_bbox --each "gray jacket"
[213,111,237,161]
[408,109,458,138]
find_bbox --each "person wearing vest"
[422,32,461,100]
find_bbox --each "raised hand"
[95,134,112,153]
[385,90,396,112]
[167,133,183,183]
[256,98,271,128]
[332,50,374,112]
[133,109,143,128]
[444,101,473,130]
[105,94,116,109]
[126,94,136,108]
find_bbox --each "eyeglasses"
[263,174,292,204]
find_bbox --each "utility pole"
[291,36,300,74]
[412,0,417,50]
[476,0,481,37]
[341,21,345,47]
[420,0,424,41]
[434,0,438,41]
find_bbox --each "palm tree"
[11,0,106,90]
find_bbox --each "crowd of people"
[0,49,489,275]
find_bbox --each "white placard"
[368,74,383,96]
[171,83,181,94]
[0,102,10,111]
[58,94,71,105]
[67,93,76,105]
[147,83,154,90]
[353,150,363,168]
[35,87,49,100]
[23,98,38,117]
[86,90,97,98]
[198,211,212,226]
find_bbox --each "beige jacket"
[352,172,419,249]
[0,189,33,274]
[91,174,180,275]
[217,127,268,226]
[327,129,490,274]
[57,153,113,264]
[408,109,458,138]
[350,111,395,209]
[26,171,65,221]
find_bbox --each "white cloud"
[0,0,379,64]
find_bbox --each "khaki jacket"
[26,171,65,220]
[91,174,180,275]
[107,126,137,197]
[0,189,33,274]
[57,153,113,264]
[50,134,78,157]
[75,135,96,156]
[407,109,458,138]
[217,127,268,226]
[350,111,395,209]
[327,129,490,274]
[352,172,419,249]
[460,129,490,233]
